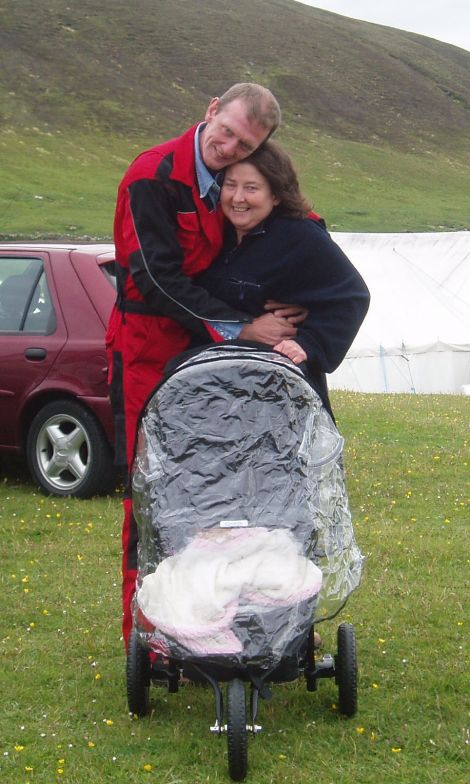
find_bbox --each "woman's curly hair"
[242,140,312,219]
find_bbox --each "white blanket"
[137,527,322,655]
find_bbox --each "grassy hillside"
[1,0,469,236]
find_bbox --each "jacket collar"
[226,208,281,247]
[170,123,201,188]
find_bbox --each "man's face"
[199,97,270,171]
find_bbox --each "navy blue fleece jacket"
[196,212,370,409]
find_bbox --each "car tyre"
[26,399,115,498]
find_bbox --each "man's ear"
[204,97,219,121]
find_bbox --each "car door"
[0,251,67,448]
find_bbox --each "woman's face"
[221,162,279,239]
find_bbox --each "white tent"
[328,232,470,394]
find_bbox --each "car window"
[0,257,56,334]
[100,260,117,288]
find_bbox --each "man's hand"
[264,299,308,325]
[239,312,297,344]
[273,339,307,365]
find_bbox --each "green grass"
[286,130,470,232]
[2,0,470,238]
[0,128,144,240]
[1,392,468,783]
[1,125,469,238]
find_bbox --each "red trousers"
[107,307,191,648]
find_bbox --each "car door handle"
[24,348,47,360]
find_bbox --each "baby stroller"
[127,343,363,781]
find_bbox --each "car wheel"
[26,399,115,498]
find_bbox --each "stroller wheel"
[335,622,358,717]
[126,628,151,717]
[227,678,248,781]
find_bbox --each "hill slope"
[1,0,469,235]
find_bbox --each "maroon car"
[0,243,117,497]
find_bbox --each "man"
[107,83,300,647]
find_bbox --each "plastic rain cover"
[132,345,363,670]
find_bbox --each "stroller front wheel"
[335,622,358,717]
[126,628,151,717]
[227,678,248,781]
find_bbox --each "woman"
[196,141,370,414]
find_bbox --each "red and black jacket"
[113,123,250,341]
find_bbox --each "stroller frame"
[126,344,360,781]
[127,621,357,781]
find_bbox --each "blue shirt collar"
[194,122,223,205]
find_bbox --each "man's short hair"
[217,83,281,138]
